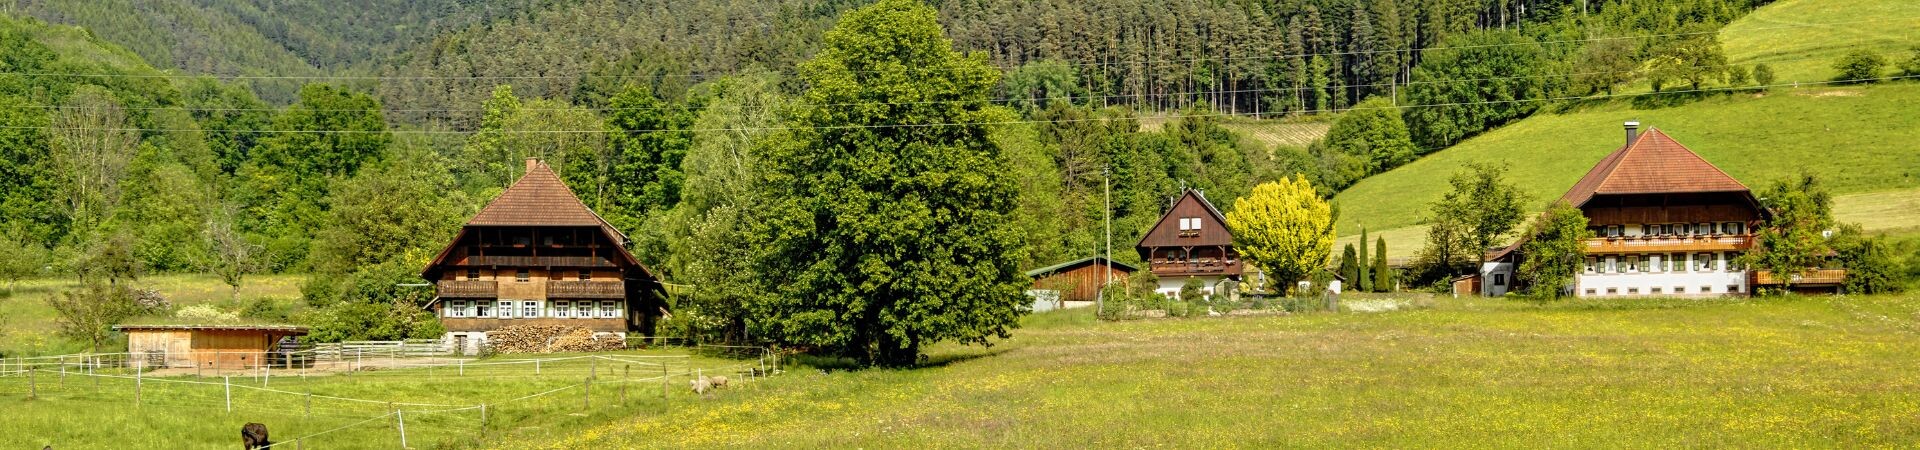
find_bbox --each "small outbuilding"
[116,324,309,370]
[1026,256,1139,309]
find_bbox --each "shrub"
[1833,49,1886,83]
[1899,47,1920,77]
[1753,64,1776,86]
[1726,64,1751,86]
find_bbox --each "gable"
[1136,189,1233,251]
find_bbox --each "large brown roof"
[1558,128,1751,207]
[1135,188,1233,252]
[469,160,625,240]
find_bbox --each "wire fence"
[0,347,784,449]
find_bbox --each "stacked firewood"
[486,325,624,354]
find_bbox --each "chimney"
[1624,121,1640,146]
[525,157,539,172]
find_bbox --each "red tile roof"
[1558,128,1751,207]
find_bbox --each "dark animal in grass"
[242,423,270,449]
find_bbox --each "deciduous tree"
[1225,176,1335,296]
[1741,174,1836,293]
[1518,202,1592,299]
[1432,162,1528,269]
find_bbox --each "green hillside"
[1332,0,1920,259]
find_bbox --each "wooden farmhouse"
[117,324,308,370]
[1480,123,1845,297]
[1025,256,1138,307]
[1135,188,1244,298]
[421,158,668,354]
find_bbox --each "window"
[1700,286,1712,294]
[601,301,619,318]
[554,301,571,318]
[1674,286,1685,294]
[476,301,492,318]
[1626,256,1640,273]
[1178,217,1201,231]
[1189,218,1201,231]
[578,270,591,281]
[1584,257,1597,273]
[1696,253,1713,271]
[1584,288,1597,296]
[516,269,530,282]
[497,300,514,318]
[1670,253,1685,272]
[522,301,539,318]
[467,269,481,280]
[1636,255,1650,273]
[448,300,467,318]
[1628,287,1639,295]
[1697,223,1712,236]
[1493,273,1506,286]
[1604,257,1617,274]
[1726,222,1744,235]
[1606,288,1618,295]
[1728,285,1742,294]
[1652,287,1663,295]
[1607,225,1623,237]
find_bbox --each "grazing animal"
[241,423,271,449]
[690,376,712,394]
[710,375,729,389]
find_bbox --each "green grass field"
[0,349,761,449]
[1723,0,1920,84]
[481,294,1920,448]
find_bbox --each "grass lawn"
[0,349,759,449]
[496,294,1920,448]
[0,274,308,356]
[1722,0,1920,85]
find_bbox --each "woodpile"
[485,325,624,354]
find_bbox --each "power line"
[0,15,1912,83]
[7,75,1912,135]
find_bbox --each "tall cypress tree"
[1357,227,1372,291]
[1340,243,1360,287]
[1374,236,1392,292]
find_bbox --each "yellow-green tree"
[1226,176,1334,296]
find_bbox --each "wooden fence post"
[480,404,489,436]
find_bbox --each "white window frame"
[476,301,492,318]
[522,301,539,318]
[554,300,571,319]
[447,300,466,318]
[1696,253,1713,271]
[498,300,516,318]
[600,301,619,318]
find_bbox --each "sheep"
[710,375,729,389]
[690,376,712,394]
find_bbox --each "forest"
[0,0,1797,344]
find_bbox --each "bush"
[1833,49,1886,83]
[1753,64,1776,86]
[1726,65,1751,86]
[1899,48,1920,77]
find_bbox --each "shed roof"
[1025,256,1140,278]
[1558,128,1751,207]
[113,325,309,334]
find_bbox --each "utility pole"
[1100,166,1112,314]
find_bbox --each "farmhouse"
[1136,188,1243,298]
[116,324,307,370]
[421,158,668,354]
[1025,256,1137,309]
[1480,122,1844,297]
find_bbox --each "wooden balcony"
[1148,259,1242,277]
[1753,269,1847,285]
[459,255,617,268]
[547,280,626,299]
[438,280,498,298]
[1585,234,1752,254]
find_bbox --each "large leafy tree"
[1321,96,1418,175]
[1225,176,1334,296]
[1740,174,1836,293]
[1430,162,1529,269]
[1402,30,1551,149]
[238,84,391,271]
[753,0,1030,366]
[604,83,696,228]
[1518,202,1592,299]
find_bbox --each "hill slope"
[1331,0,1920,259]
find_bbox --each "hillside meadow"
[494,294,1920,448]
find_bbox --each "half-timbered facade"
[1135,188,1242,298]
[422,159,667,354]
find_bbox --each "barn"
[1026,256,1139,308]
[116,325,308,370]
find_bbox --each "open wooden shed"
[116,325,308,370]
